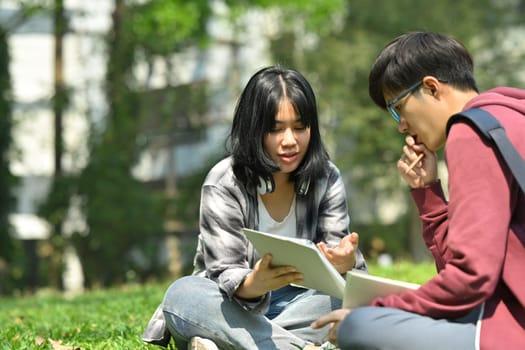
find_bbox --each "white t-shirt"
[257,194,296,238]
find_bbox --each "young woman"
[144,66,367,350]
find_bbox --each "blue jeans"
[337,306,480,350]
[162,275,342,350]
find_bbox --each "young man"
[312,32,525,349]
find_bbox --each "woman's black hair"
[369,31,479,109]
[227,65,329,193]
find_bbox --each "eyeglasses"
[386,81,423,122]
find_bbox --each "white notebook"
[242,228,420,305]
[242,228,345,299]
[343,270,420,308]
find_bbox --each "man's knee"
[336,307,382,349]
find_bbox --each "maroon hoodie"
[372,87,525,349]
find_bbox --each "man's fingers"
[311,311,340,329]
[311,309,351,329]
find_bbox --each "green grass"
[368,260,436,285]
[0,282,173,350]
[0,262,436,349]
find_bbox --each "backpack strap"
[446,108,525,194]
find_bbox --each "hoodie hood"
[465,86,525,115]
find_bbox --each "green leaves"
[127,0,211,55]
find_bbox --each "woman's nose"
[282,128,296,145]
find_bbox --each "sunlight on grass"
[368,260,436,285]
[0,261,436,349]
[0,283,172,349]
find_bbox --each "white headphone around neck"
[257,176,275,194]
[257,176,310,196]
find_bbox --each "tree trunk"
[47,0,66,290]
[53,0,64,174]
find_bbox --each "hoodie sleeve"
[410,181,449,271]
[371,119,513,319]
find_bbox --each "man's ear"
[422,76,442,99]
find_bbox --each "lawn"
[0,262,436,349]
[0,281,172,350]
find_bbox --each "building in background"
[2,0,275,292]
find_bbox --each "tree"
[71,0,212,286]
[0,23,16,294]
[71,0,160,286]
[0,0,47,294]
[38,0,68,290]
